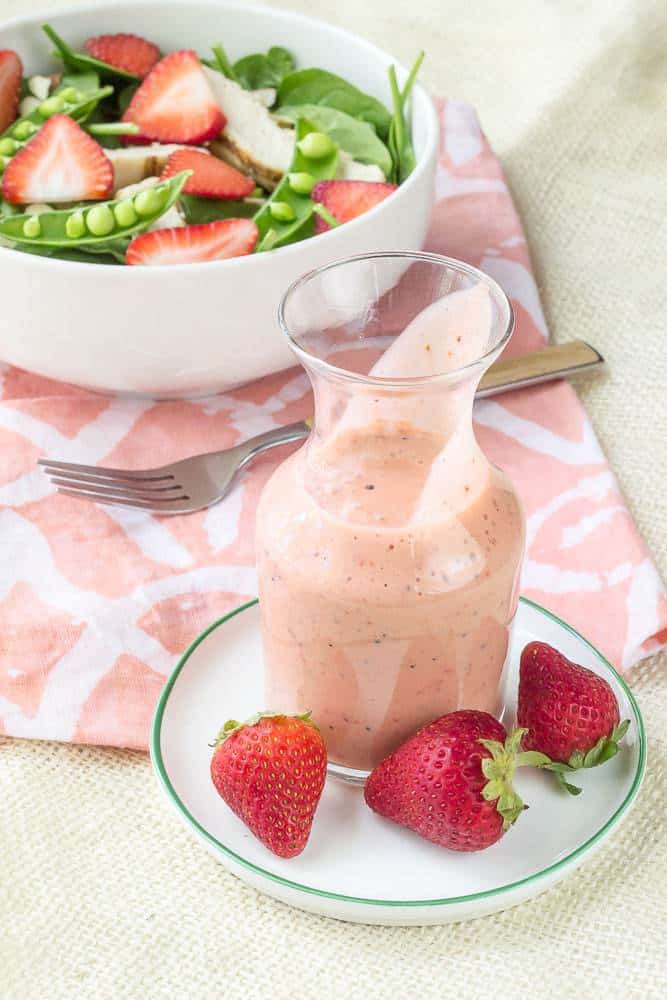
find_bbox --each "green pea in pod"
[254,119,338,252]
[0,172,192,248]
[0,79,115,175]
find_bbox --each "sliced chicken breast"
[203,68,293,190]
[250,88,277,108]
[337,151,386,182]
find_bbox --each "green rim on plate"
[150,596,646,908]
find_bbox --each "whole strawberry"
[365,710,534,852]
[210,712,327,858]
[518,642,630,794]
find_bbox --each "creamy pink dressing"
[256,284,524,771]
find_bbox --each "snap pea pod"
[83,120,140,149]
[59,72,103,96]
[387,52,424,184]
[277,104,392,176]
[86,121,140,137]
[42,23,141,82]
[201,43,238,83]
[0,77,113,169]
[1,75,111,139]
[0,171,190,248]
[254,119,338,252]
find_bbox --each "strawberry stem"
[530,719,631,796]
[478,727,530,831]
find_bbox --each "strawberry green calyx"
[478,727,537,831]
[213,717,241,744]
[211,710,317,746]
[533,719,631,796]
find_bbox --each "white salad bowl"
[0,0,438,396]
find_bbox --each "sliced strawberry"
[311,179,398,232]
[84,33,160,79]
[160,148,254,200]
[2,114,113,205]
[0,50,23,134]
[122,50,225,145]
[126,218,258,266]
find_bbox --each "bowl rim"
[0,0,440,275]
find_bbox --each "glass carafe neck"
[307,359,485,446]
[303,363,491,529]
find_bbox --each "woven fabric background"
[1,0,665,997]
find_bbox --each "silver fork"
[38,339,603,516]
[39,421,311,516]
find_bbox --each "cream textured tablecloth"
[1,0,665,996]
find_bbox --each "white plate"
[150,598,646,925]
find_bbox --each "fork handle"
[477,340,603,398]
[234,420,311,466]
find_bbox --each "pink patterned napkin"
[1,99,665,749]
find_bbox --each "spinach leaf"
[277,69,392,140]
[387,52,424,183]
[68,240,130,264]
[179,194,259,225]
[266,47,294,80]
[42,23,140,82]
[116,81,139,116]
[0,199,19,220]
[277,104,392,176]
[233,46,295,91]
[13,240,130,264]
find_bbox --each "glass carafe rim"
[278,251,515,389]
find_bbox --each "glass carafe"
[256,253,525,780]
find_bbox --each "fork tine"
[38,458,173,482]
[55,487,192,514]
[49,477,188,501]
[45,470,183,493]
[54,481,189,503]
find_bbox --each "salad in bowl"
[0,0,437,395]
[0,23,423,266]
